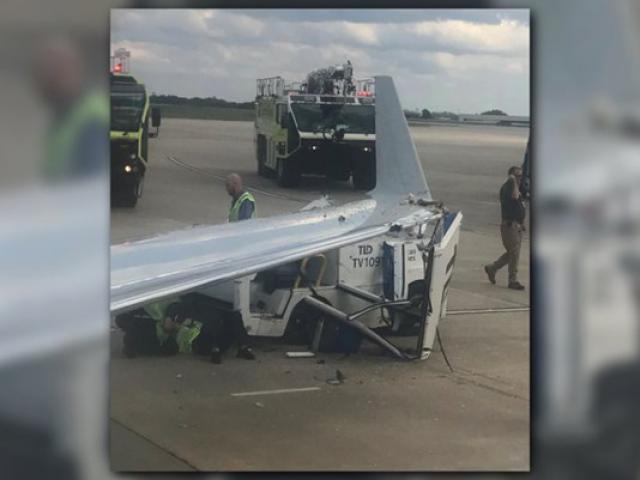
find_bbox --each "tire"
[352,156,376,190]
[120,175,143,208]
[392,281,425,335]
[327,161,350,181]
[256,136,268,177]
[283,301,318,345]
[276,157,301,188]
[285,297,352,353]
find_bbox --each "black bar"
[302,296,409,360]
[347,300,411,322]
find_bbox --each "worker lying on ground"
[115,295,255,363]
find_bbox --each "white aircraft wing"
[111,76,435,313]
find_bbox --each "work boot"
[484,265,496,285]
[210,347,222,364]
[508,281,525,291]
[237,345,256,360]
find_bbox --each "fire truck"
[254,62,376,190]
[110,49,161,207]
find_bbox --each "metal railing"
[256,77,285,97]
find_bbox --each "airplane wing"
[111,76,437,313]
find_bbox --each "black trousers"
[189,300,249,355]
[115,309,178,357]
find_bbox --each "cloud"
[217,11,265,38]
[110,9,530,115]
[343,22,379,45]
[413,18,529,55]
[239,9,529,26]
[430,51,529,77]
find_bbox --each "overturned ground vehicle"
[198,207,461,360]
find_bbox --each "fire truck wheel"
[327,161,351,181]
[256,136,268,177]
[276,158,301,188]
[352,158,376,190]
[119,175,143,208]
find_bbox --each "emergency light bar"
[111,48,131,74]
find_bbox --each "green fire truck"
[110,73,161,207]
[254,62,376,190]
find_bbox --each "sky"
[111,9,530,115]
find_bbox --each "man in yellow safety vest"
[226,173,256,222]
[34,37,108,180]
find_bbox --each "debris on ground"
[286,351,315,358]
[316,359,325,364]
[178,423,188,429]
[176,374,183,379]
[255,402,264,408]
[336,369,346,382]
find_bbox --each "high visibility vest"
[144,300,202,353]
[42,90,109,178]
[176,321,203,354]
[143,299,179,345]
[228,191,256,222]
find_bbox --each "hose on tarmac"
[436,327,454,373]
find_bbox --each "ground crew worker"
[184,293,255,363]
[484,166,526,290]
[115,297,182,357]
[222,173,257,360]
[33,37,108,180]
[115,296,255,363]
[226,173,256,221]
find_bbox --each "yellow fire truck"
[255,62,376,189]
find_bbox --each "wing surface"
[372,76,431,198]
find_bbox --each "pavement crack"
[445,371,529,402]
[454,367,517,386]
[110,417,199,471]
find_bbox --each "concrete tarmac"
[110,119,530,471]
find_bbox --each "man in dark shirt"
[484,166,526,290]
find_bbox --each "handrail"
[294,254,327,289]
